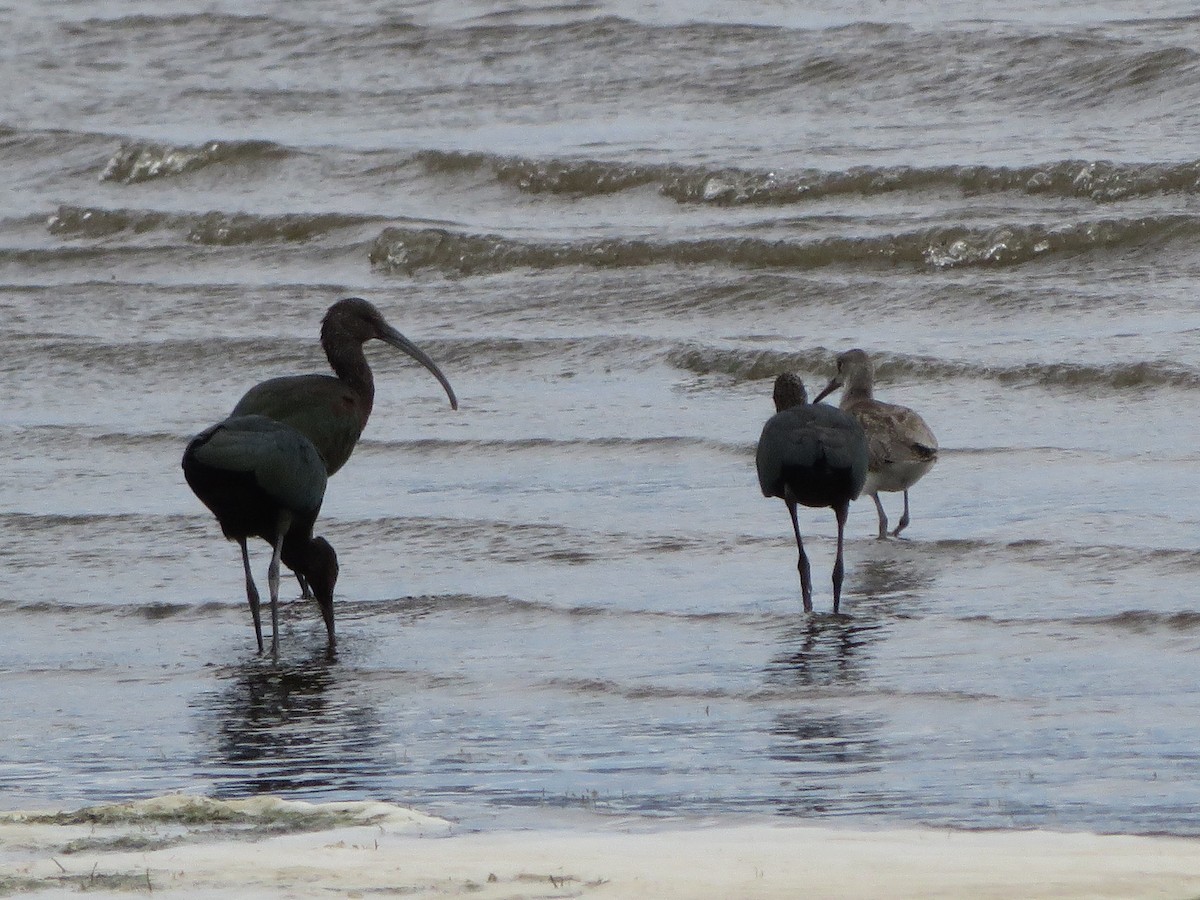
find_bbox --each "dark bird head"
[813,348,873,404]
[322,297,459,410]
[294,536,339,647]
[772,372,808,412]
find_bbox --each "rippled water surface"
[3,0,1200,835]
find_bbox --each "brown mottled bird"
[814,349,938,539]
[756,373,868,613]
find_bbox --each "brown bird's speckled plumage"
[814,349,937,539]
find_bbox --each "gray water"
[3,0,1200,836]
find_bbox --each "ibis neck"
[323,334,377,411]
[282,528,330,583]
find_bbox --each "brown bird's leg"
[871,492,889,540]
[238,539,264,653]
[296,572,313,599]
[786,499,813,612]
[267,513,292,659]
[832,500,849,614]
[891,490,911,538]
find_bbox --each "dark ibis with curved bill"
[756,373,868,613]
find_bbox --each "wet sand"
[4,795,1200,899]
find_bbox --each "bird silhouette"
[813,349,937,539]
[757,373,868,613]
[183,415,338,656]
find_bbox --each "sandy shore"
[3,796,1200,899]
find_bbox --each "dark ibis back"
[182,415,327,544]
[756,403,868,509]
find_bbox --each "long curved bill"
[380,326,459,410]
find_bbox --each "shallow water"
[3,0,1200,835]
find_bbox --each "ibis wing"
[757,411,821,497]
[810,407,869,498]
[757,406,867,500]
[231,373,360,475]
[231,374,340,421]
[190,415,327,513]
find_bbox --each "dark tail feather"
[912,443,938,461]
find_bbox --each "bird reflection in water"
[851,544,939,618]
[194,650,393,797]
[768,708,889,817]
[764,538,937,689]
[764,619,889,817]
[759,546,940,819]
[767,615,880,688]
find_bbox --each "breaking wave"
[670,345,1200,392]
[47,205,378,245]
[368,216,1197,276]
[417,150,1200,205]
[100,139,292,184]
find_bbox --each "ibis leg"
[872,492,889,540]
[891,490,912,538]
[239,539,264,653]
[787,500,813,612]
[267,536,283,658]
[832,500,849,614]
[267,516,291,659]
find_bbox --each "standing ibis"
[813,349,938,539]
[756,373,868,613]
[183,415,339,656]
[231,297,457,597]
[231,297,458,477]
